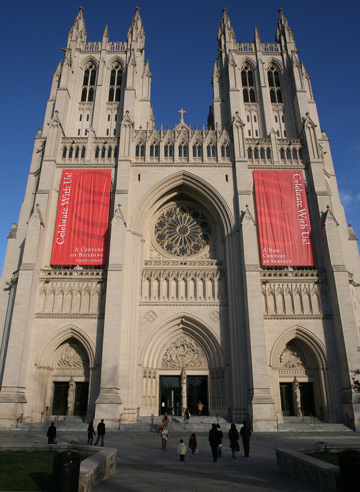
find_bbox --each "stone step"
[278,417,352,432]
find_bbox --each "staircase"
[278,416,353,432]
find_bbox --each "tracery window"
[241,64,256,103]
[207,142,216,158]
[108,62,122,102]
[268,65,283,103]
[164,141,173,158]
[135,142,145,159]
[81,62,97,102]
[221,143,230,159]
[178,141,188,158]
[154,205,211,257]
[192,141,202,158]
[150,142,159,158]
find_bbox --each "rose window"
[155,206,211,257]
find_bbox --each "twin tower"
[0,7,359,430]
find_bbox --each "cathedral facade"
[0,7,359,430]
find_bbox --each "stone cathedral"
[0,7,359,430]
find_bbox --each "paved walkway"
[0,428,359,491]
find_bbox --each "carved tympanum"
[56,341,88,369]
[162,335,207,368]
[279,342,306,370]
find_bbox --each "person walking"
[240,421,252,457]
[160,425,168,451]
[47,422,56,444]
[178,439,187,462]
[95,419,105,446]
[216,424,223,458]
[228,423,240,458]
[87,421,96,445]
[188,433,197,457]
[197,401,204,416]
[162,412,170,427]
[209,423,222,462]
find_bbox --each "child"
[178,439,187,461]
[188,433,197,457]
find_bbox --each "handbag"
[194,447,199,455]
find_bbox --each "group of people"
[160,419,251,462]
[48,416,252,462]
[208,421,251,462]
[46,418,106,446]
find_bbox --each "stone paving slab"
[0,429,359,492]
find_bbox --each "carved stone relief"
[279,342,306,370]
[54,340,89,376]
[162,335,207,369]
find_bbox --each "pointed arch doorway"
[141,316,225,418]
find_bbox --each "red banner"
[51,169,111,266]
[254,170,314,267]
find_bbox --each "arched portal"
[270,327,333,422]
[34,326,96,421]
[140,314,225,417]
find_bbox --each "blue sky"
[0,0,359,273]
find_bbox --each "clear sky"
[0,0,359,273]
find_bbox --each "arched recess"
[130,170,234,238]
[269,326,334,422]
[140,314,225,417]
[34,325,97,421]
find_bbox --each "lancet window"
[207,142,216,158]
[192,141,202,158]
[135,142,145,159]
[268,65,283,103]
[108,62,122,102]
[81,62,97,102]
[178,141,188,158]
[164,141,173,158]
[150,142,159,158]
[241,64,256,103]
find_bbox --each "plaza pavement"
[0,427,359,491]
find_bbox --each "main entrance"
[280,381,315,417]
[159,375,208,416]
[52,381,89,416]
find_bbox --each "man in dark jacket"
[95,419,105,446]
[47,422,56,444]
[209,423,222,462]
[240,421,251,457]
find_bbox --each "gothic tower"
[0,8,359,430]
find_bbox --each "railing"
[15,413,23,428]
[41,407,49,422]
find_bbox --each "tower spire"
[217,7,236,53]
[67,6,87,48]
[127,6,145,50]
[275,8,297,52]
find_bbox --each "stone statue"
[67,378,76,416]
[293,377,302,417]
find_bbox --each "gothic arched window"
[164,141,173,158]
[135,142,145,159]
[192,141,202,158]
[268,65,283,103]
[178,141,188,158]
[81,62,97,102]
[207,142,216,158]
[81,147,86,158]
[241,64,256,103]
[108,63,122,102]
[150,142,159,158]
[221,143,230,159]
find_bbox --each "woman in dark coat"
[228,423,240,458]
[47,422,56,444]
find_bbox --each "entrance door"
[280,383,295,416]
[74,382,89,416]
[299,382,315,416]
[187,376,208,416]
[52,382,68,415]
[160,376,181,415]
